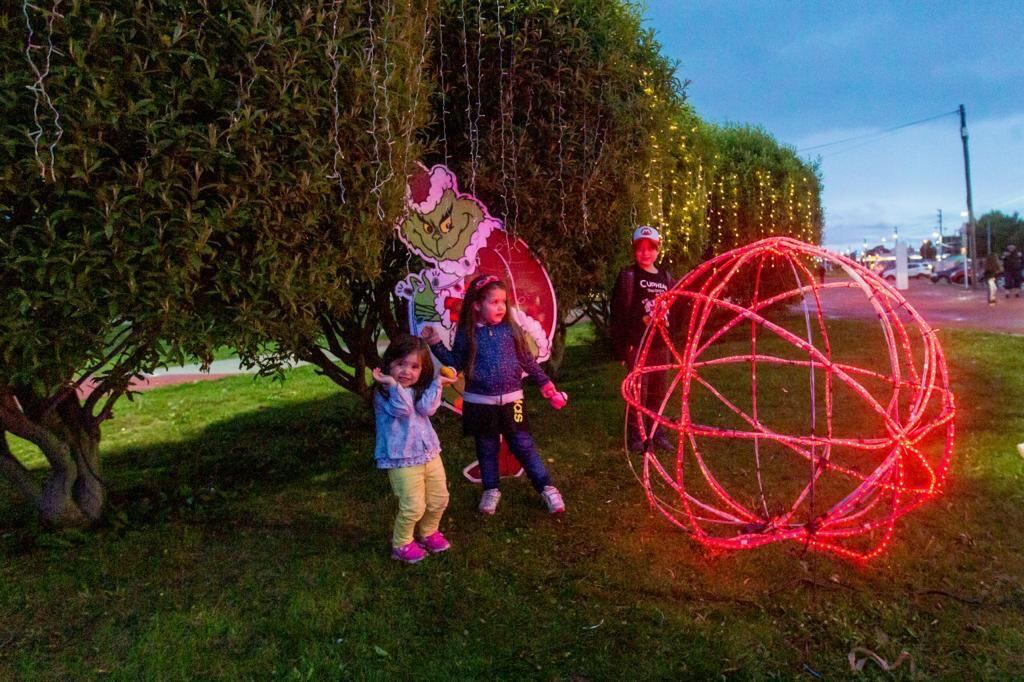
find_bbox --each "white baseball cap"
[632,225,661,244]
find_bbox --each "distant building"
[937,234,962,257]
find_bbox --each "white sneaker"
[541,486,565,514]
[479,489,502,515]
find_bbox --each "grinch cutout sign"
[395,163,558,482]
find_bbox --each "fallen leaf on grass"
[848,647,913,674]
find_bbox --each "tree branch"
[41,324,138,419]
[0,392,74,473]
[302,346,355,393]
[318,313,354,366]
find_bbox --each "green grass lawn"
[3,321,1024,679]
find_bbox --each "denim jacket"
[373,380,443,469]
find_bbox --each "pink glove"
[540,382,568,410]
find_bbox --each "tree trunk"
[38,444,90,528]
[0,431,42,506]
[68,422,104,522]
[545,322,568,379]
[1,390,104,527]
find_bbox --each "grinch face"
[399,189,484,264]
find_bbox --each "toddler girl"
[373,334,456,564]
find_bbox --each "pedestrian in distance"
[983,252,1002,306]
[1002,244,1022,298]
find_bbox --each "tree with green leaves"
[704,124,823,257]
[977,210,1024,256]
[583,121,824,340]
[920,240,938,261]
[424,0,682,368]
[1,0,422,525]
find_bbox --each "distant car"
[930,260,967,283]
[946,268,1003,287]
[881,261,932,281]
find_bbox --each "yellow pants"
[387,456,449,548]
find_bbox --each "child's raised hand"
[372,367,396,386]
[438,366,459,386]
[420,325,441,345]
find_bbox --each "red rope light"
[621,237,956,562]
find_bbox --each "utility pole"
[936,209,943,260]
[959,104,977,287]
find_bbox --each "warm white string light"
[326,0,347,202]
[555,41,567,237]
[459,0,477,193]
[437,0,450,165]
[22,0,64,181]
[365,0,385,220]
[496,0,511,222]
[377,0,397,208]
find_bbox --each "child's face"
[634,239,659,269]
[388,351,423,388]
[474,287,507,325]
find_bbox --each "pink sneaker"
[416,531,451,554]
[391,541,426,564]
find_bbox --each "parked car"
[948,268,1003,287]
[930,259,966,283]
[881,261,932,281]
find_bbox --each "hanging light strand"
[437,0,450,165]
[22,0,64,181]
[326,0,347,202]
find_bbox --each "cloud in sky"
[642,0,1024,249]
[803,113,1024,249]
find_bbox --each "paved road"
[79,359,308,396]
[813,275,1024,335]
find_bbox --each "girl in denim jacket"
[373,334,457,564]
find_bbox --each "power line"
[797,109,959,153]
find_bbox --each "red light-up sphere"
[622,237,955,561]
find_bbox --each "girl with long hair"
[423,275,567,515]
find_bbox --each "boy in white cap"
[610,226,676,453]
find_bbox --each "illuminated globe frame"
[622,237,956,561]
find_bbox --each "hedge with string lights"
[426,0,684,369]
[0,0,426,526]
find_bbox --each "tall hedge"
[0,0,422,525]
[583,120,824,341]
[425,0,681,365]
[704,124,823,257]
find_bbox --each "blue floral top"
[372,380,443,469]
